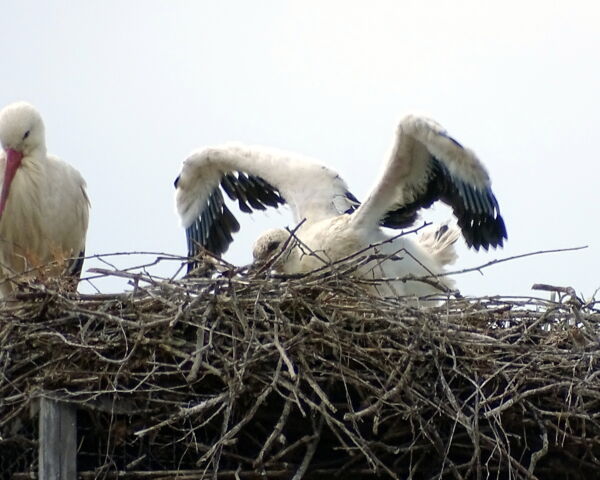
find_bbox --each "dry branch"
[0,252,599,479]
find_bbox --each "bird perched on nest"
[0,102,90,297]
[175,114,507,299]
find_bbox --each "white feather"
[176,144,351,228]
[0,102,89,296]
[177,113,505,301]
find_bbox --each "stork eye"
[23,130,30,140]
[266,241,280,252]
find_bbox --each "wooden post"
[38,397,77,480]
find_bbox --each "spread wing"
[352,115,507,250]
[175,144,357,270]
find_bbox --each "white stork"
[0,102,90,296]
[175,115,507,299]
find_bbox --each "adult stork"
[0,102,90,296]
[175,115,507,298]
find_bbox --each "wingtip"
[438,130,464,149]
[459,211,508,252]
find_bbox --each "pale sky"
[2,1,598,298]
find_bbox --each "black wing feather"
[68,249,86,279]
[236,173,268,210]
[247,176,285,207]
[220,174,239,200]
[182,172,285,272]
[378,156,507,250]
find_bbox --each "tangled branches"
[0,256,599,479]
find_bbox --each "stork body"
[175,114,507,300]
[0,102,89,296]
[253,217,460,298]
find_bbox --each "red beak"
[0,148,23,219]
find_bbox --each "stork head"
[0,102,45,156]
[0,102,46,219]
[252,228,293,270]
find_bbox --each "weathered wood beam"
[38,397,77,480]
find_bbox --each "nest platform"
[0,257,599,479]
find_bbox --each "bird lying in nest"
[175,115,506,299]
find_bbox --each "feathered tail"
[418,223,460,268]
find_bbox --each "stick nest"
[1,256,599,479]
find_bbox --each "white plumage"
[0,102,89,296]
[251,222,461,298]
[175,115,507,299]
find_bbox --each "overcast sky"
[1,1,598,298]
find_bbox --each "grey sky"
[2,1,598,297]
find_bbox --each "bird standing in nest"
[0,102,89,296]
